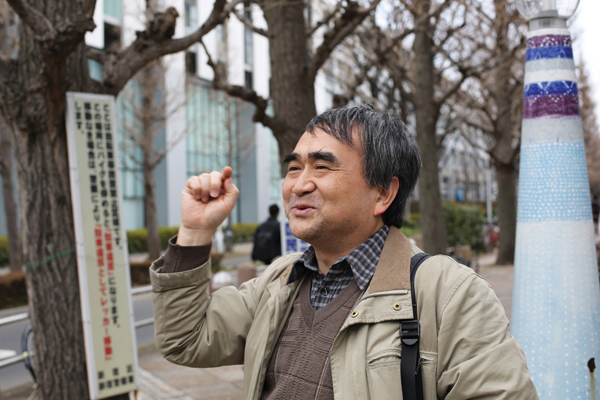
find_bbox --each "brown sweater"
[261,277,363,400]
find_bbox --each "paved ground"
[1,248,513,400]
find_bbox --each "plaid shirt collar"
[287,225,390,290]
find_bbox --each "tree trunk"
[141,64,162,261]
[144,166,161,260]
[495,163,517,264]
[260,0,317,165]
[413,6,447,255]
[0,20,128,400]
[0,117,22,272]
[492,0,518,265]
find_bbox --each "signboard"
[66,92,138,399]
[279,179,310,256]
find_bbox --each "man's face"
[282,128,383,248]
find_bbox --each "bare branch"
[83,0,98,19]
[306,3,342,37]
[200,40,288,134]
[5,0,55,38]
[102,0,243,95]
[86,45,105,64]
[5,0,95,48]
[308,0,381,83]
[232,8,268,37]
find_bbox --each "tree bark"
[495,163,517,264]
[0,5,120,399]
[413,2,447,255]
[141,64,162,261]
[0,117,22,271]
[492,0,518,265]
[260,0,317,164]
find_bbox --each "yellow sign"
[66,92,138,399]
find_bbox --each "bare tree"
[119,58,187,261]
[335,0,487,254]
[0,0,21,272]
[0,0,238,397]
[447,0,526,264]
[186,76,255,229]
[201,0,381,170]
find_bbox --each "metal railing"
[0,285,153,369]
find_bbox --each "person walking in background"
[251,204,282,264]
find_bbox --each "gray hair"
[305,105,421,228]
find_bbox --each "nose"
[291,169,316,196]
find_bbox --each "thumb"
[222,166,239,202]
[223,176,239,201]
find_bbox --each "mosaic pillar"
[512,28,600,399]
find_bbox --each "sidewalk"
[2,249,513,400]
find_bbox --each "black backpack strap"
[400,252,431,400]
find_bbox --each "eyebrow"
[283,152,299,164]
[309,150,337,164]
[283,150,338,165]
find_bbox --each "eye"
[315,165,330,170]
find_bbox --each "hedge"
[0,236,8,267]
[232,223,259,243]
[443,202,485,251]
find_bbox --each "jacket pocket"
[420,351,438,400]
[366,350,438,400]
[366,349,403,400]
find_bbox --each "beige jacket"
[150,227,538,399]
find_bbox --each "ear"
[374,177,399,217]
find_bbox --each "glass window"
[88,59,104,81]
[185,2,198,29]
[104,0,122,20]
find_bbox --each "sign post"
[66,92,138,399]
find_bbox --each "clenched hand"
[177,166,239,246]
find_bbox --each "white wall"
[86,0,105,48]
[164,0,188,226]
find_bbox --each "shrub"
[159,226,180,249]
[0,236,8,267]
[126,229,148,254]
[0,271,27,309]
[232,223,259,243]
[400,216,421,239]
[443,202,485,251]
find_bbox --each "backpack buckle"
[400,319,420,346]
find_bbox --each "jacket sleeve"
[150,255,267,368]
[433,260,539,399]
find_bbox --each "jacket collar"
[367,226,412,294]
[278,226,413,293]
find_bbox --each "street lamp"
[512,0,600,399]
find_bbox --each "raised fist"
[177,166,239,246]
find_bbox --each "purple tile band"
[523,93,580,119]
[527,35,572,49]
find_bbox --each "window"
[245,71,253,90]
[104,0,122,20]
[104,22,121,51]
[185,1,198,29]
[186,51,197,75]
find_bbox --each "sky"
[571,0,600,124]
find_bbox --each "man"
[150,105,537,399]
[251,204,281,264]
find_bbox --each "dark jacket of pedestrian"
[251,216,281,264]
